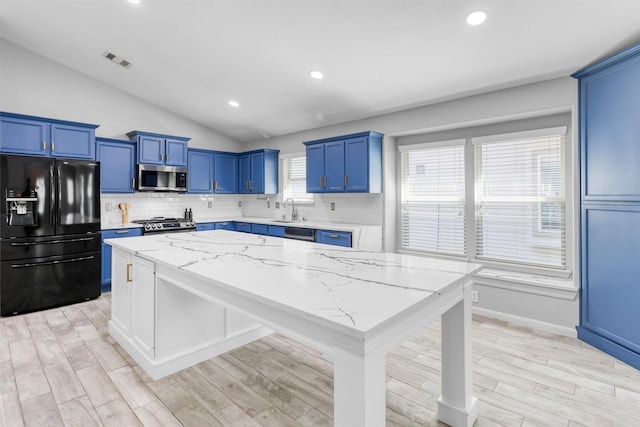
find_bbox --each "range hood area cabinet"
[573,43,640,370]
[187,149,239,194]
[0,112,98,160]
[127,130,189,167]
[304,131,383,193]
[239,149,279,194]
[96,137,137,193]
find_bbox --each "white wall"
[0,38,239,151]
[242,77,580,334]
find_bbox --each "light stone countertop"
[101,223,144,230]
[106,230,481,337]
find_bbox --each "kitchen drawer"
[195,223,216,231]
[268,225,286,237]
[236,222,251,233]
[316,230,352,248]
[251,224,268,235]
[214,222,236,231]
[102,228,143,240]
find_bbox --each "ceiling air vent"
[102,51,132,68]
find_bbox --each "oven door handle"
[10,237,96,246]
[10,255,95,268]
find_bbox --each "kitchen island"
[106,230,481,427]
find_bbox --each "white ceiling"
[1,1,640,143]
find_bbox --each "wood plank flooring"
[1,293,640,426]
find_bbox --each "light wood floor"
[1,294,640,427]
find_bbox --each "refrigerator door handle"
[10,255,95,268]
[9,237,96,246]
[50,164,56,226]
[57,165,62,225]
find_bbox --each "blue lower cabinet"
[316,230,352,248]
[195,223,216,231]
[215,222,236,231]
[236,222,252,233]
[251,224,268,235]
[267,225,285,237]
[101,228,143,291]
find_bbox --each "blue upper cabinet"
[214,152,238,193]
[239,149,279,194]
[127,131,189,166]
[96,138,136,193]
[304,131,383,193]
[0,112,98,159]
[187,149,214,193]
[573,43,640,370]
[574,47,640,201]
[187,149,238,194]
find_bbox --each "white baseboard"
[472,306,577,338]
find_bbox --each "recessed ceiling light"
[466,10,487,26]
[128,0,140,4]
[228,100,240,108]
[309,70,324,80]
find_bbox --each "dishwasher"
[284,226,315,242]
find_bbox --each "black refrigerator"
[0,154,101,316]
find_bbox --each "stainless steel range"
[132,217,196,234]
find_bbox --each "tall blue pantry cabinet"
[573,44,640,370]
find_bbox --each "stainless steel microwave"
[137,164,187,192]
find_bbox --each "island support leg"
[437,281,478,427]
[332,346,386,427]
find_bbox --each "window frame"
[280,152,314,205]
[397,121,573,279]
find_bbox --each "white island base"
[107,231,480,427]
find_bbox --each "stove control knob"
[144,224,151,231]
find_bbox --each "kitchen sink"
[273,219,294,223]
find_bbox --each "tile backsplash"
[101,192,383,227]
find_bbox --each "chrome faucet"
[283,198,297,221]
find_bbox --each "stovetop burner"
[132,217,196,234]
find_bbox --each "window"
[400,141,466,256]
[281,155,313,203]
[474,131,566,268]
[399,124,568,272]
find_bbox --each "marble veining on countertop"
[106,230,481,336]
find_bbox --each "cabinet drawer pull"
[115,230,129,234]
[328,234,340,238]
[126,263,133,282]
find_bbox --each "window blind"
[474,133,566,268]
[282,156,313,203]
[400,142,466,255]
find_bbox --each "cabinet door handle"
[51,142,55,151]
[211,180,214,190]
[132,178,136,189]
[214,181,218,190]
[160,153,164,161]
[166,155,169,161]
[344,175,348,187]
[42,141,47,150]
[320,177,323,188]
[126,263,133,282]
[324,176,328,188]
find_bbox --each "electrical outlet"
[207,201,213,208]
[238,201,242,208]
[105,203,112,211]
[330,202,335,211]
[471,290,479,303]
[267,201,271,208]
[275,202,280,209]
